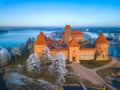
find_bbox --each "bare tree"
[11,47,21,60]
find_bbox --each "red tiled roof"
[34,32,47,45]
[71,30,83,35]
[69,39,79,47]
[95,33,108,44]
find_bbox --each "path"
[70,62,105,86]
[70,57,118,90]
[92,57,117,72]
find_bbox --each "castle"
[34,25,110,62]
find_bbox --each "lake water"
[0,29,56,48]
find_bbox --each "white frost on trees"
[49,52,67,85]
[0,47,11,66]
[26,53,42,74]
[11,47,21,56]
[43,47,51,59]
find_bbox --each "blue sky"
[0,0,120,26]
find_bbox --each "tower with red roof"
[95,33,109,60]
[68,39,79,62]
[34,32,47,56]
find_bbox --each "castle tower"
[68,39,79,62]
[62,25,71,45]
[95,33,109,60]
[34,32,47,56]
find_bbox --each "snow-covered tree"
[43,47,51,59]
[11,47,21,59]
[26,53,42,74]
[0,47,11,66]
[40,47,51,70]
[49,52,67,85]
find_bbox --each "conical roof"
[95,33,108,44]
[34,32,47,45]
[69,39,79,47]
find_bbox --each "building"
[34,25,109,62]
[62,25,84,45]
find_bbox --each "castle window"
[101,51,103,53]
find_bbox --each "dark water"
[63,86,95,90]
[112,81,120,89]
[0,72,10,90]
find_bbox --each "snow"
[49,52,67,85]
[0,47,11,66]
[26,53,42,74]
[5,71,26,86]
[43,47,51,59]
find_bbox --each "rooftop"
[71,30,84,35]
[95,33,108,44]
[34,32,47,45]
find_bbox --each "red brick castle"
[34,25,109,62]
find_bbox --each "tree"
[109,43,114,56]
[27,43,34,54]
[43,47,51,59]
[49,52,67,86]
[40,47,51,70]
[6,45,11,53]
[0,47,11,66]
[26,53,42,75]
[11,47,21,60]
[26,37,32,48]
[116,43,120,57]
[19,43,25,54]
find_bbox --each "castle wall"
[79,48,96,60]
[95,43,108,55]
[34,45,47,57]
[50,49,68,60]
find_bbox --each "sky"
[0,0,120,26]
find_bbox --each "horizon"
[0,0,120,27]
